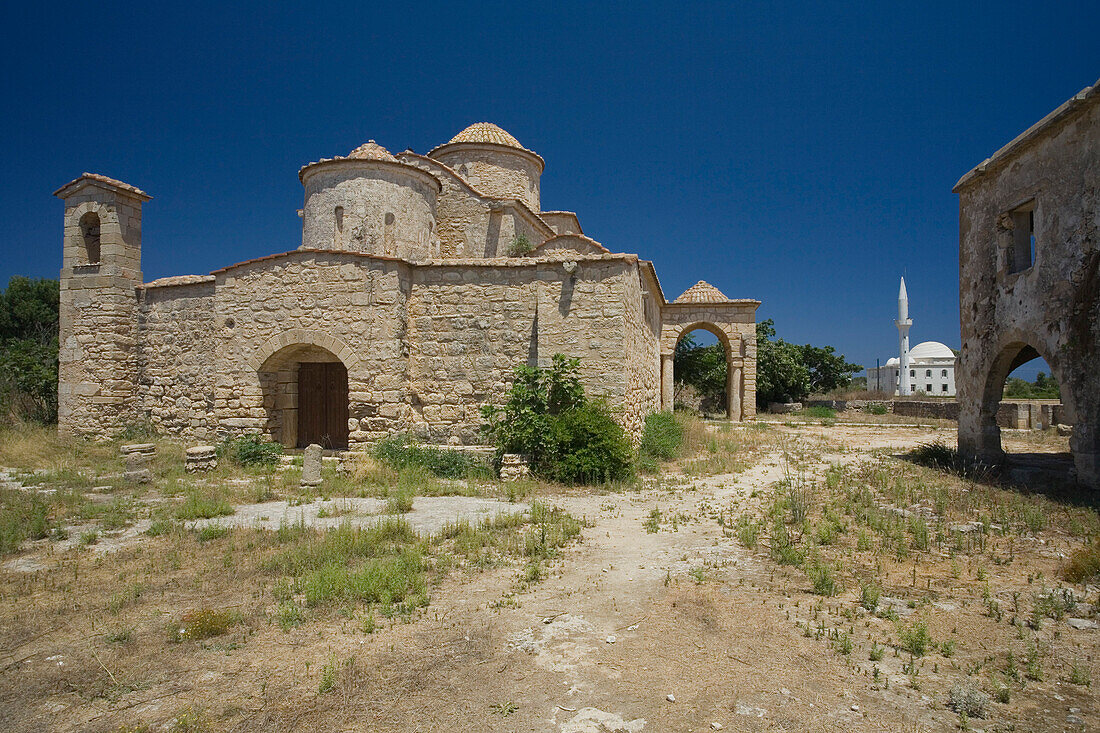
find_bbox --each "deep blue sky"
[4,2,1097,379]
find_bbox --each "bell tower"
[54,173,151,436]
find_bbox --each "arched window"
[79,211,101,264]
[383,212,395,254]
[334,206,344,246]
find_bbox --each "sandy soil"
[1,423,1095,732]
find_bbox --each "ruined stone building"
[955,80,1099,488]
[55,123,759,450]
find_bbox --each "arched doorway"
[664,322,743,421]
[258,344,349,449]
[974,340,1075,481]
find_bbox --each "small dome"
[885,357,900,366]
[673,281,731,304]
[909,341,957,361]
[448,122,524,149]
[347,140,397,162]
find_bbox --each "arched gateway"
[660,282,759,421]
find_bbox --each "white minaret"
[896,277,912,396]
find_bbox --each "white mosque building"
[865,278,958,396]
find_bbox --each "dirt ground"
[1,423,1097,732]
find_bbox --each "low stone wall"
[805,398,1069,429]
[804,399,892,412]
[891,401,961,420]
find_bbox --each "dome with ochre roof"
[674,281,731,304]
[448,122,524,149]
[347,140,397,162]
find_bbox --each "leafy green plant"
[219,434,283,467]
[860,581,881,611]
[806,559,838,596]
[897,619,932,657]
[481,355,632,484]
[639,411,683,461]
[548,401,634,484]
[0,276,59,423]
[372,433,483,478]
[507,233,532,256]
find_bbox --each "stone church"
[55,123,758,450]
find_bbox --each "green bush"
[220,434,283,467]
[863,403,888,415]
[372,433,481,479]
[547,401,634,484]
[481,354,633,484]
[802,406,836,419]
[639,411,683,461]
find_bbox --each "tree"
[673,332,727,409]
[797,343,862,395]
[0,277,59,423]
[754,319,810,408]
[1003,371,1060,399]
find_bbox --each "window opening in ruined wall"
[334,206,344,247]
[79,211,101,264]
[1009,202,1036,274]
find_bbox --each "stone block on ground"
[499,453,530,481]
[301,443,324,487]
[123,453,152,483]
[185,445,218,473]
[119,443,156,458]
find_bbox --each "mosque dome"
[909,341,956,361]
[886,357,900,366]
[673,281,731,303]
[447,122,525,149]
[347,140,397,162]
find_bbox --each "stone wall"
[137,279,217,437]
[955,82,1099,488]
[300,161,439,260]
[431,145,542,212]
[210,251,411,448]
[621,263,663,440]
[397,152,551,259]
[405,262,538,443]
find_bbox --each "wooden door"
[297,362,349,449]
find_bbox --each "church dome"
[909,341,956,361]
[673,281,731,303]
[448,122,525,149]
[347,140,397,162]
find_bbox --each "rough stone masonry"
[955,79,1100,489]
[54,124,759,451]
